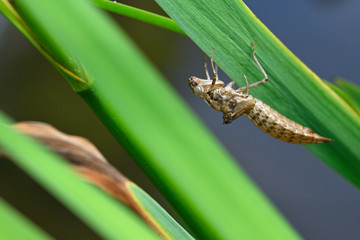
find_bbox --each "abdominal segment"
[245,100,332,144]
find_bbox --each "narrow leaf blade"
[0,197,52,240]
[0,111,160,240]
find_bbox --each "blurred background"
[1,0,360,239]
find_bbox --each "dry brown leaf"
[0,121,169,239]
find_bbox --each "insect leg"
[210,48,218,86]
[243,74,249,96]
[203,52,210,80]
[236,42,268,93]
[251,42,268,85]
[237,79,267,92]
[225,81,236,88]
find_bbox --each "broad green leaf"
[5,0,300,239]
[326,81,360,116]
[0,112,160,240]
[0,197,52,240]
[154,0,360,187]
[335,78,360,116]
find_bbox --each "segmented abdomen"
[245,99,332,144]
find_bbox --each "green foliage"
[128,183,194,240]
[0,112,160,240]
[92,0,185,35]
[3,0,359,239]
[2,0,300,239]
[335,78,360,115]
[155,0,360,187]
[0,198,52,240]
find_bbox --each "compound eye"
[194,85,203,96]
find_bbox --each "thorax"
[204,87,254,113]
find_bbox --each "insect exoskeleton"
[188,43,333,144]
[188,76,224,98]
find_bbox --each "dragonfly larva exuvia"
[188,43,332,144]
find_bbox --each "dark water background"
[0,1,359,239]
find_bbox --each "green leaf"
[0,0,30,40]
[335,78,360,116]
[7,0,300,239]
[0,0,88,87]
[0,112,160,240]
[5,121,194,239]
[127,183,194,240]
[91,0,185,35]
[154,0,360,186]
[0,197,52,240]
